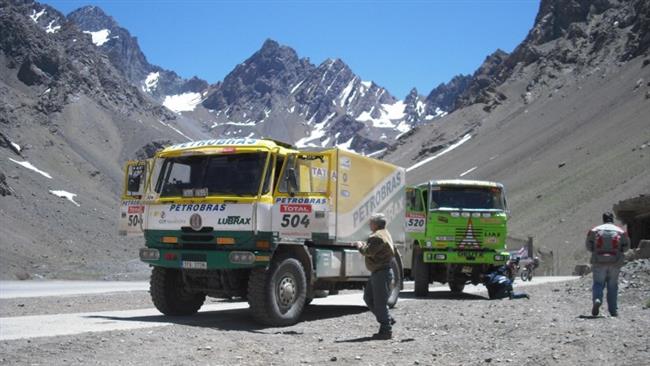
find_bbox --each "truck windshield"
[156,153,268,197]
[430,186,505,210]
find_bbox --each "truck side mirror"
[286,168,298,196]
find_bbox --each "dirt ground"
[1,264,648,366]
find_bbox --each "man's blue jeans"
[592,264,620,315]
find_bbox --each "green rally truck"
[403,179,510,296]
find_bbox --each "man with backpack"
[585,212,630,317]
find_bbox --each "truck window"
[406,188,424,211]
[157,153,268,197]
[430,186,505,210]
[273,155,284,191]
[279,154,329,194]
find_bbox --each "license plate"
[182,261,207,269]
[457,251,483,258]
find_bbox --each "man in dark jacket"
[354,213,395,339]
[586,212,630,317]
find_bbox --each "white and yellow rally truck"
[120,138,405,326]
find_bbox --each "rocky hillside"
[0,0,208,279]
[385,0,650,273]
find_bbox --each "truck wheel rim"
[277,275,297,308]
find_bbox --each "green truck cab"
[403,179,510,296]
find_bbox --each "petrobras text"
[168,203,227,212]
[353,171,402,227]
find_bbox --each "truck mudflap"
[140,248,272,270]
[422,250,509,265]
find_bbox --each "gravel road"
[0,263,648,366]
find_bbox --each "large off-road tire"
[413,247,430,297]
[387,257,403,308]
[247,256,307,326]
[150,267,205,316]
[449,280,465,294]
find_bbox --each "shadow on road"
[399,290,487,301]
[577,314,604,319]
[84,304,367,332]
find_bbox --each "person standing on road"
[585,212,630,317]
[354,213,396,340]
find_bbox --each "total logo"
[280,204,312,213]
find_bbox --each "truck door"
[272,152,331,242]
[119,160,149,236]
[405,187,426,267]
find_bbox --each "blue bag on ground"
[484,266,529,300]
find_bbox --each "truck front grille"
[181,234,214,242]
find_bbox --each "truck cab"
[404,179,510,296]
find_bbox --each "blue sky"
[43,0,540,98]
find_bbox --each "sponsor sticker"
[280,204,312,213]
[340,157,351,170]
[128,205,145,214]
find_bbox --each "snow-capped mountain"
[201,39,445,153]
[64,7,449,154]
[66,6,208,101]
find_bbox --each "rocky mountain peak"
[67,5,117,31]
[66,5,208,101]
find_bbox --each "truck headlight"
[229,251,255,264]
[140,248,160,261]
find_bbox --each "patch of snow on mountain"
[339,77,356,107]
[45,20,61,34]
[366,148,387,158]
[30,9,45,22]
[143,72,160,92]
[395,120,411,134]
[459,166,477,177]
[296,113,336,148]
[406,134,472,172]
[8,158,52,179]
[163,92,202,113]
[425,107,448,120]
[158,120,193,141]
[336,137,354,151]
[322,137,331,147]
[10,141,22,152]
[356,101,406,129]
[49,190,80,206]
[416,100,426,115]
[290,80,305,94]
[83,29,110,45]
